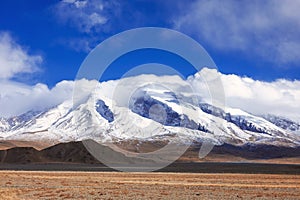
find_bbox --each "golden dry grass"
[0,171,299,199]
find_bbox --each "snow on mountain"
[262,115,300,132]
[0,73,299,147]
[0,118,9,133]
[200,104,287,137]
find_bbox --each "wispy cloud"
[54,0,113,33]
[57,37,94,52]
[52,0,121,52]
[174,0,300,65]
[0,32,42,79]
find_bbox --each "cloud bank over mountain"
[0,80,73,117]
[188,69,300,122]
[0,66,299,122]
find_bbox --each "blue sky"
[0,0,300,88]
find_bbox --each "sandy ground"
[0,171,299,200]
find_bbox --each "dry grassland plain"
[0,171,299,199]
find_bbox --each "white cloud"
[174,0,300,65]
[64,37,93,52]
[0,32,42,79]
[188,68,300,122]
[53,0,120,52]
[54,0,108,33]
[0,80,74,117]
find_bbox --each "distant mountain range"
[0,72,300,152]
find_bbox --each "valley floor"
[0,171,299,200]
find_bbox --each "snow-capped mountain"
[0,74,299,148]
[261,115,300,132]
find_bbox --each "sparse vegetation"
[0,171,299,199]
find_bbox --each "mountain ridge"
[0,73,300,150]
